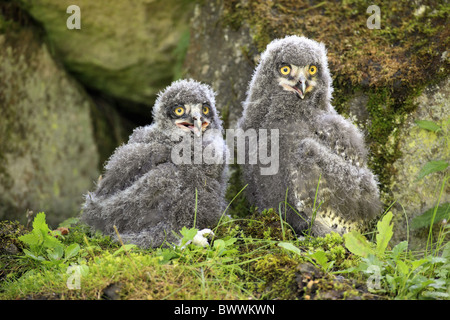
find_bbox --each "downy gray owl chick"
[81,79,228,248]
[238,35,381,236]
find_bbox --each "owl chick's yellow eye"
[309,65,317,75]
[280,65,291,75]
[174,106,185,116]
[202,105,210,115]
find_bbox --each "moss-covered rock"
[251,247,379,300]
[0,14,99,225]
[221,0,449,91]
[390,78,449,247]
[18,0,195,116]
[0,220,26,255]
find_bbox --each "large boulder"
[390,78,449,247]
[18,0,195,116]
[184,0,257,128]
[0,16,99,226]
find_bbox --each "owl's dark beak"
[292,75,307,99]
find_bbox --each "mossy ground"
[2,202,449,300]
[0,211,379,300]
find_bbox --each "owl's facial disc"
[277,64,317,99]
[173,103,211,137]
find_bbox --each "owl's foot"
[310,209,363,236]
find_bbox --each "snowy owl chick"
[238,36,381,236]
[81,79,228,248]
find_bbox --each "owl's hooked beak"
[291,74,307,99]
[192,111,205,137]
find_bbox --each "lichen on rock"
[390,78,449,247]
[0,16,99,225]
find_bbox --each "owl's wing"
[94,140,169,198]
[82,162,180,246]
[290,138,380,235]
[316,113,368,167]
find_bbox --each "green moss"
[253,253,300,299]
[242,208,296,241]
[364,87,403,196]
[0,221,27,281]
[224,0,448,90]
[363,81,444,201]
[0,212,383,300]
[249,236,375,299]
[62,223,120,251]
[301,232,355,269]
[172,29,191,80]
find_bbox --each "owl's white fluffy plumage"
[238,36,381,235]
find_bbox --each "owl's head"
[250,36,333,107]
[152,79,222,136]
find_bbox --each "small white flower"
[413,5,427,17]
[192,228,214,247]
[193,234,209,247]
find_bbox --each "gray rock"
[390,78,449,248]
[20,0,195,113]
[184,0,256,128]
[0,24,99,226]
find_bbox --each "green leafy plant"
[18,212,80,268]
[414,120,442,133]
[411,203,450,230]
[343,211,394,259]
[178,226,199,248]
[278,240,335,273]
[343,211,449,299]
[416,161,448,180]
[414,119,448,181]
